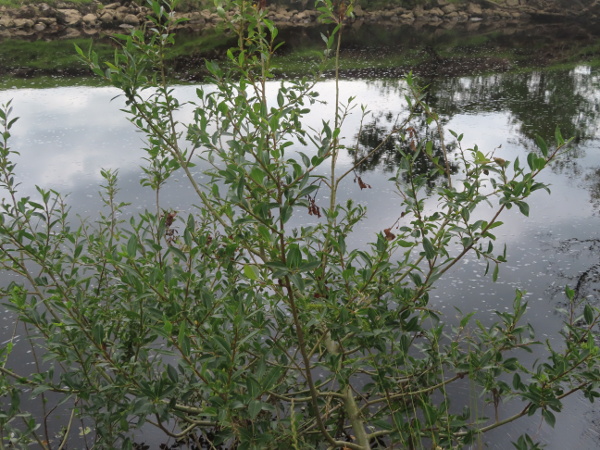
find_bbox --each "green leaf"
[527,152,536,171]
[264,261,289,275]
[286,244,302,269]
[555,126,565,146]
[583,304,594,325]
[535,135,549,158]
[492,263,499,282]
[167,246,187,261]
[513,373,524,390]
[460,312,476,328]
[126,234,138,257]
[298,260,321,272]
[178,327,190,357]
[516,201,529,217]
[565,285,575,301]
[542,409,556,427]
[248,399,262,420]
[166,364,179,383]
[422,237,435,260]
[243,264,260,281]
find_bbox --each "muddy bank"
[1,0,592,40]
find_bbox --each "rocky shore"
[0,0,596,39]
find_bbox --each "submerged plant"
[0,0,599,449]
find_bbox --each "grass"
[0,75,105,90]
[0,38,115,72]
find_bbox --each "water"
[1,24,600,449]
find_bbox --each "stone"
[13,29,35,36]
[428,7,444,16]
[0,16,15,28]
[456,11,469,21]
[16,5,37,19]
[33,22,47,31]
[187,13,205,26]
[38,3,52,13]
[413,6,425,18]
[506,0,519,6]
[39,17,57,25]
[100,11,115,23]
[103,2,120,10]
[58,9,82,26]
[60,27,81,38]
[82,13,97,25]
[467,3,483,15]
[294,10,312,21]
[122,14,139,25]
[37,5,58,19]
[14,18,34,28]
[442,4,457,14]
[466,20,482,31]
[440,18,457,29]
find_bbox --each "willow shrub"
[1,0,599,449]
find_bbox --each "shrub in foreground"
[0,0,599,448]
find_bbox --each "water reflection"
[352,113,459,189]
[411,67,600,144]
[1,63,600,449]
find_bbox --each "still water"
[1,28,600,449]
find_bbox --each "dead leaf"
[355,176,371,190]
[307,195,321,218]
[384,228,396,241]
[493,157,506,167]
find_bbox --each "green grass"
[170,30,236,59]
[0,75,105,90]
[0,38,115,71]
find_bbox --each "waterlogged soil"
[1,18,600,86]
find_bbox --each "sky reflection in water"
[1,66,600,448]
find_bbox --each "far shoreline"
[1,0,598,41]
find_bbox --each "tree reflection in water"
[363,64,600,212]
[350,110,459,190]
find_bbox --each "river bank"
[1,0,597,40]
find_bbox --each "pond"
[1,19,600,449]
